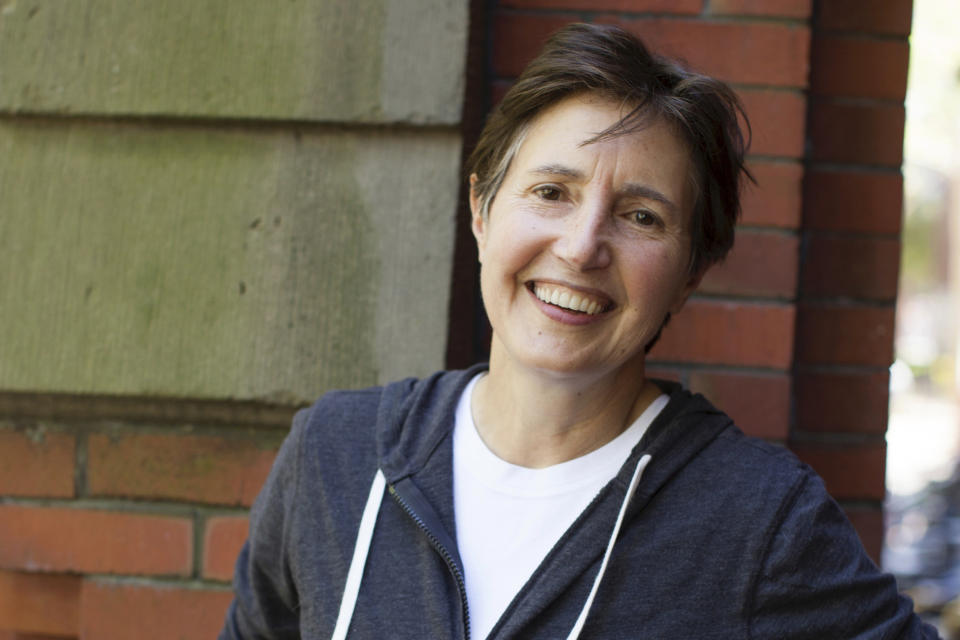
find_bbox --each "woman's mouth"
[530,283,612,316]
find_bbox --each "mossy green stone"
[0,121,459,401]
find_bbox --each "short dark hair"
[467,23,752,275]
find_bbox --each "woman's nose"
[554,202,612,270]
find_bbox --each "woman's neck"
[472,339,659,468]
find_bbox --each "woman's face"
[471,93,701,381]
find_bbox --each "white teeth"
[533,285,606,315]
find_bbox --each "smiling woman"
[471,96,697,416]
[469,94,702,471]
[220,24,939,640]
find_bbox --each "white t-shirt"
[452,374,667,639]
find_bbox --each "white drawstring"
[566,453,652,640]
[332,468,386,640]
[333,455,651,640]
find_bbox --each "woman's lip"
[527,280,613,312]
[526,286,611,325]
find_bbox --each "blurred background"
[883,0,960,633]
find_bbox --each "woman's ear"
[469,174,486,260]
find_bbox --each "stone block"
[0,0,467,124]
[0,121,460,401]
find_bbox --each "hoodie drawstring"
[566,453,652,640]
[333,454,651,640]
[332,468,385,640]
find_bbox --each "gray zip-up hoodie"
[219,366,938,639]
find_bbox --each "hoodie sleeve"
[218,409,308,640]
[748,470,939,640]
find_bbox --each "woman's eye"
[534,186,562,201]
[633,210,658,226]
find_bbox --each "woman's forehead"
[509,94,695,210]
[518,95,688,166]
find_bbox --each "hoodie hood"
[375,365,487,484]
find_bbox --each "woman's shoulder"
[699,422,818,513]
[649,386,826,523]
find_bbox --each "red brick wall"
[793,0,912,561]
[0,1,913,636]
[0,401,291,638]
[474,0,912,562]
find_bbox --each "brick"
[845,506,884,565]
[796,304,895,367]
[801,234,901,301]
[492,13,580,78]
[493,14,810,86]
[803,169,903,234]
[741,162,803,229]
[795,370,890,435]
[87,432,278,507]
[709,0,811,18]
[649,300,795,368]
[811,36,910,101]
[0,505,192,576]
[688,371,790,439]
[0,427,75,498]
[0,570,80,637]
[740,90,806,158]
[808,101,905,166]
[202,516,249,582]
[79,580,233,640]
[609,18,810,87]
[817,0,913,36]
[500,0,702,12]
[790,441,886,500]
[700,231,798,298]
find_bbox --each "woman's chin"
[491,337,645,383]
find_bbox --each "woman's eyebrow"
[620,183,678,213]
[529,163,583,179]
[528,164,678,214]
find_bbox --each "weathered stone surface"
[0,0,467,124]
[0,120,459,401]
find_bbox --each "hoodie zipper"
[388,484,471,640]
